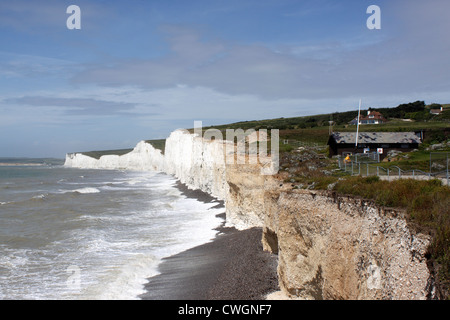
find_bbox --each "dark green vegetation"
[75,139,166,159]
[77,100,449,159]
[145,139,166,154]
[203,101,447,130]
[199,100,449,153]
[76,148,133,160]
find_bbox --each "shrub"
[365,175,380,184]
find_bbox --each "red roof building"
[349,111,386,125]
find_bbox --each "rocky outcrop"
[219,150,435,299]
[225,158,267,230]
[262,189,434,300]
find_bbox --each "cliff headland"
[65,127,446,299]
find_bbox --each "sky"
[0,0,449,157]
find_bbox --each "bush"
[365,175,380,184]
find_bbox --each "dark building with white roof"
[327,132,422,159]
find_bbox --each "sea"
[0,158,223,300]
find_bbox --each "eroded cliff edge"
[65,130,436,300]
[261,186,434,299]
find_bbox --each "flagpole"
[355,99,361,148]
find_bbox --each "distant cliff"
[65,140,164,172]
[65,129,436,300]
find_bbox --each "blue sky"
[1,0,449,157]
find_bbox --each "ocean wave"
[0,167,224,299]
[100,185,130,191]
[73,187,101,194]
[58,187,101,194]
[32,194,47,200]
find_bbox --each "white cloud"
[72,12,450,103]
[0,52,78,81]
[5,96,139,116]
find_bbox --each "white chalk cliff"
[65,140,164,172]
[65,130,229,200]
[164,130,229,200]
[65,128,436,300]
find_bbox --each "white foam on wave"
[61,223,163,300]
[60,187,101,194]
[2,166,223,300]
[72,181,223,300]
[32,193,47,200]
[145,196,224,265]
[75,187,101,194]
[78,253,161,300]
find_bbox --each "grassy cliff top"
[74,100,449,157]
[72,148,134,160]
[72,139,166,159]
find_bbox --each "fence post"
[387,168,389,181]
[358,162,360,176]
[430,153,432,178]
[377,166,379,177]
[367,163,369,177]
[447,152,448,187]
[398,167,401,179]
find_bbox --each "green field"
[198,100,449,149]
[77,100,449,159]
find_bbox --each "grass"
[198,120,448,150]
[145,139,166,154]
[78,148,133,160]
[75,139,166,159]
[375,150,449,172]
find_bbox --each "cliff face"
[164,130,228,200]
[65,130,228,200]
[65,141,164,172]
[262,189,433,300]
[225,159,266,230]
[65,130,435,300]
